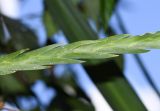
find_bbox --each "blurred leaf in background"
[0,0,158,110]
[2,16,38,50]
[82,0,117,31]
[43,11,57,37]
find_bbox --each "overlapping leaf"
[1,31,160,75]
[0,15,38,49]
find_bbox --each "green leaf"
[46,0,98,42]
[99,0,118,30]
[82,0,117,30]
[83,0,100,21]
[1,16,38,49]
[43,11,57,37]
[0,75,26,94]
[0,31,160,75]
[0,17,4,42]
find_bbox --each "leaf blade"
[1,31,160,75]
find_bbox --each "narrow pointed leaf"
[0,32,160,75]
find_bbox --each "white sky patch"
[0,0,20,19]
[2,102,20,111]
[141,87,160,111]
[125,54,160,111]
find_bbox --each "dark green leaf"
[0,75,26,94]
[99,0,118,30]
[2,16,38,49]
[46,0,98,42]
[43,11,57,37]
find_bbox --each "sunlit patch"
[0,0,20,19]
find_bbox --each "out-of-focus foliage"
[46,0,98,42]
[84,0,117,30]
[0,75,26,94]
[0,16,38,50]
[84,60,146,111]
[0,0,156,110]
[43,11,57,37]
